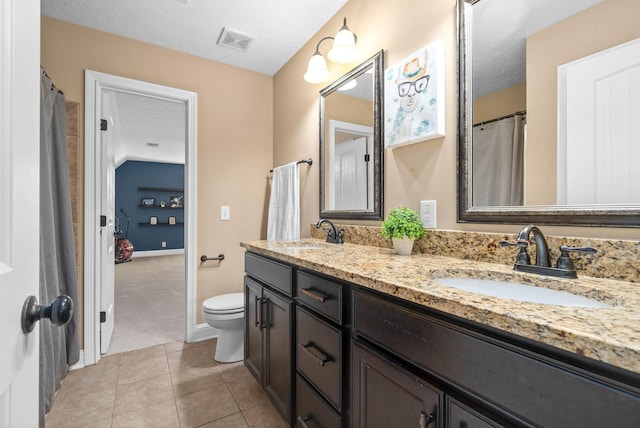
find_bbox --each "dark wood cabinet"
[295,270,349,427]
[244,253,294,425]
[351,340,442,428]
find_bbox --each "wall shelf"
[137,186,184,192]
[138,205,183,209]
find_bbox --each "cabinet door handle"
[299,343,329,366]
[297,415,312,428]
[300,287,327,303]
[419,411,434,428]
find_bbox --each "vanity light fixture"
[303,17,358,84]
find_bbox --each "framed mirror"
[320,50,384,220]
[458,0,640,227]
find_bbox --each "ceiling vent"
[218,28,255,53]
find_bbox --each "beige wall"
[274,0,640,241]
[472,82,526,124]
[41,16,274,339]
[527,0,640,206]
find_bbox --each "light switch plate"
[220,205,230,221]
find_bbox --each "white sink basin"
[434,277,611,308]
[283,245,324,250]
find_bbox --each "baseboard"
[189,323,219,343]
[69,350,85,371]
[133,249,185,258]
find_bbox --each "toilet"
[201,292,245,363]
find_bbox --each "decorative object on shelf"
[385,40,445,148]
[141,197,155,207]
[304,17,358,84]
[381,206,427,255]
[149,216,158,225]
[168,216,176,225]
[160,200,166,207]
[170,195,183,208]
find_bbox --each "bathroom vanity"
[242,240,640,427]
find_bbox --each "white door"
[558,37,640,205]
[334,137,369,210]
[0,0,40,425]
[100,93,116,354]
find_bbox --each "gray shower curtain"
[472,114,525,206]
[40,68,80,426]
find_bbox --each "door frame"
[84,70,198,365]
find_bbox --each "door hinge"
[100,119,108,131]
[100,311,106,323]
[364,154,370,162]
[100,215,107,227]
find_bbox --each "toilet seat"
[202,292,244,315]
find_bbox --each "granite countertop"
[240,239,640,375]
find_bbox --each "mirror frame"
[320,50,384,220]
[457,0,640,227]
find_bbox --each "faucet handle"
[499,240,530,265]
[556,245,597,270]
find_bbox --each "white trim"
[84,70,198,364]
[68,350,85,371]
[132,249,185,258]
[192,323,219,342]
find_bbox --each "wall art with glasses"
[384,39,445,148]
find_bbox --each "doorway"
[84,70,198,365]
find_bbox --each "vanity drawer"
[352,290,640,427]
[297,270,343,324]
[296,306,342,410]
[296,375,341,428]
[245,252,293,296]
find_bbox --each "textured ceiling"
[41,0,349,76]
[472,0,603,99]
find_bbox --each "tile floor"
[45,339,287,428]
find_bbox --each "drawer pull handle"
[299,343,329,366]
[297,415,312,428]
[301,288,327,303]
[419,411,434,427]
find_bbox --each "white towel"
[267,162,300,241]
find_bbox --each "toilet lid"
[202,292,244,314]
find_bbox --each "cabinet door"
[352,340,442,428]
[244,277,264,382]
[264,287,294,425]
[447,397,505,428]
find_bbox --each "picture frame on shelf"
[170,195,183,208]
[149,216,158,225]
[141,197,155,207]
[168,216,176,225]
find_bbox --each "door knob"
[21,295,73,334]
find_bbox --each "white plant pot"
[392,237,415,255]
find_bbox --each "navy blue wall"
[115,161,184,251]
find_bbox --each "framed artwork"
[141,197,155,207]
[168,216,176,225]
[384,39,445,148]
[170,195,183,208]
[149,216,158,225]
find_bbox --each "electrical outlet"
[419,200,437,229]
[161,241,167,248]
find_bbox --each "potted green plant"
[381,206,427,255]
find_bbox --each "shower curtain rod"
[269,158,313,173]
[473,110,525,127]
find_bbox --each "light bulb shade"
[304,53,331,84]
[328,28,357,64]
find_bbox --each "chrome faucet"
[315,219,344,244]
[500,224,596,279]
